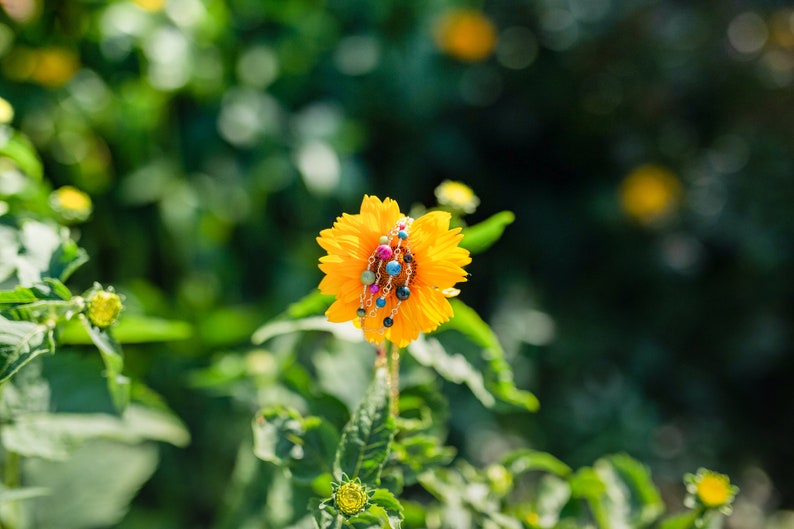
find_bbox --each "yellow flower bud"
[334,479,369,516]
[86,290,123,328]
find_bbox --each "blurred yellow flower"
[684,468,739,514]
[134,0,166,12]
[32,48,80,87]
[86,289,123,328]
[435,180,480,214]
[50,185,92,223]
[434,9,497,62]
[0,97,13,124]
[317,195,471,348]
[619,164,681,224]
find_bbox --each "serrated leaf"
[252,406,339,483]
[334,367,395,487]
[0,285,40,305]
[371,488,404,529]
[503,449,571,477]
[252,406,305,467]
[0,315,53,384]
[80,317,129,411]
[438,299,539,411]
[459,211,515,254]
[0,130,43,181]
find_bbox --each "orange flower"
[317,195,471,347]
[434,9,497,62]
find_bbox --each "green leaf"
[0,280,72,309]
[0,486,50,503]
[459,211,515,254]
[58,314,193,344]
[657,510,701,529]
[252,406,305,467]
[1,404,190,460]
[407,335,496,408]
[333,367,395,487]
[15,221,88,284]
[534,474,572,527]
[370,488,404,529]
[25,439,158,529]
[0,315,53,384]
[286,289,335,319]
[594,454,665,526]
[0,130,43,181]
[429,299,539,411]
[392,435,456,485]
[252,406,339,484]
[80,317,129,411]
[569,454,665,529]
[252,315,362,345]
[503,449,572,477]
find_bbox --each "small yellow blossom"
[435,180,480,214]
[524,511,540,527]
[30,48,80,88]
[134,0,166,12]
[334,478,369,516]
[0,97,14,124]
[434,9,497,62]
[684,468,739,514]
[50,185,93,223]
[619,163,681,224]
[86,289,123,328]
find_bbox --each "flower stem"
[388,342,400,417]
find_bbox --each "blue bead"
[383,317,394,327]
[385,260,401,276]
[375,298,386,308]
[398,230,408,239]
[356,308,366,317]
[396,286,410,300]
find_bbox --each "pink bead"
[369,284,380,293]
[375,244,393,260]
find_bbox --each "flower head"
[684,468,739,515]
[333,477,370,516]
[50,185,93,223]
[435,180,480,214]
[619,164,681,225]
[433,9,497,62]
[317,195,471,347]
[86,288,123,328]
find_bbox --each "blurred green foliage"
[1,0,793,527]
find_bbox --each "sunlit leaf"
[0,130,43,181]
[334,366,395,487]
[0,486,50,503]
[80,317,129,411]
[371,488,404,529]
[503,449,571,477]
[534,474,572,527]
[433,299,539,411]
[58,315,193,344]
[286,289,335,319]
[252,406,339,484]
[0,316,53,384]
[252,315,362,345]
[459,211,515,254]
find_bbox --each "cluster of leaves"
[0,115,190,528]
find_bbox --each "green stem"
[388,343,400,417]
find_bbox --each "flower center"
[357,217,415,331]
[696,474,731,507]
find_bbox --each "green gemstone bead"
[360,270,376,285]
